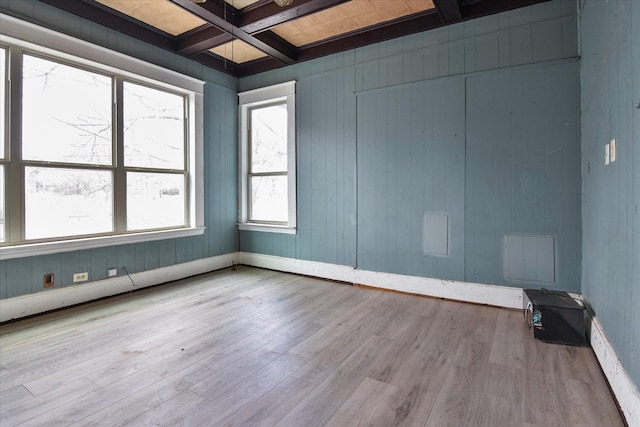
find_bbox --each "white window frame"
[0,14,205,260]
[238,81,296,234]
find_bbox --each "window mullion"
[113,77,126,233]
[183,96,190,227]
[7,47,23,243]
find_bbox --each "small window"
[238,81,296,234]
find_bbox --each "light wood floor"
[0,266,625,426]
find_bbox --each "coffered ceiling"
[39,0,551,77]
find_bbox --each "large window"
[0,15,204,259]
[238,81,296,233]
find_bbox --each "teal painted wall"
[357,79,466,281]
[465,62,581,289]
[580,0,640,389]
[240,0,582,291]
[0,0,238,299]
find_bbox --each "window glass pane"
[127,172,185,230]
[25,167,113,239]
[22,55,112,165]
[0,48,5,159]
[250,175,287,222]
[0,165,4,242]
[124,82,185,170]
[250,103,287,173]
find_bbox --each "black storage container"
[523,288,587,346]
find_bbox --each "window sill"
[0,227,206,260]
[238,223,297,235]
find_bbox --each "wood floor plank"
[489,308,527,369]
[0,330,88,364]
[0,384,33,413]
[189,349,282,400]
[120,390,207,427]
[324,377,399,427]
[83,316,241,387]
[0,266,625,427]
[223,376,317,427]
[425,339,522,426]
[1,334,132,392]
[70,363,215,426]
[19,369,163,427]
[369,303,487,426]
[144,319,266,378]
[276,334,396,427]
[566,378,624,427]
[523,368,572,427]
[185,352,308,426]
[0,378,99,426]
[21,329,183,395]
[287,291,381,359]
[290,295,409,385]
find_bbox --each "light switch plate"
[605,143,610,165]
[610,139,616,162]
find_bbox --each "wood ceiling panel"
[406,0,433,13]
[96,0,206,36]
[210,39,268,63]
[272,0,436,47]
[46,0,552,77]
[223,0,262,9]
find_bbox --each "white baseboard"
[589,315,640,426]
[237,251,356,283]
[237,252,523,309]
[0,253,235,323]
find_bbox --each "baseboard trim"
[237,251,355,283]
[589,315,640,426]
[237,252,523,309]
[0,253,235,323]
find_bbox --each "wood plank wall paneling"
[357,79,465,281]
[465,62,581,290]
[239,0,581,291]
[580,0,640,388]
[0,0,239,298]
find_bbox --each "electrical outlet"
[43,273,54,288]
[108,268,118,277]
[73,272,89,283]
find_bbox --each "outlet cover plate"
[73,272,89,283]
[43,273,55,288]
